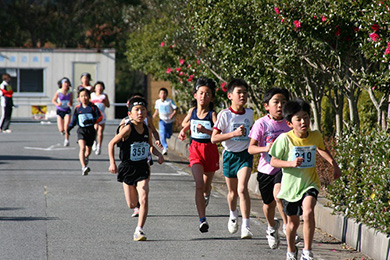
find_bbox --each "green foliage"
[328,129,390,234]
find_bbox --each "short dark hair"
[227,78,249,93]
[159,87,168,94]
[80,72,91,80]
[94,81,105,90]
[79,88,91,98]
[2,73,11,81]
[263,88,290,104]
[57,77,72,88]
[191,77,216,109]
[283,98,311,123]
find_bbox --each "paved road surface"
[0,123,369,260]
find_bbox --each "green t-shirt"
[269,130,325,202]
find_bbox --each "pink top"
[249,114,290,175]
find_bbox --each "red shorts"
[188,141,220,172]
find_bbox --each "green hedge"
[327,130,390,235]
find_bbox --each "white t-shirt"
[154,98,177,123]
[214,107,254,152]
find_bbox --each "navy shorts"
[56,108,71,119]
[257,170,282,205]
[282,188,319,216]
[117,160,150,186]
[77,127,96,147]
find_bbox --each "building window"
[0,68,44,94]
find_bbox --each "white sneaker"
[228,218,238,234]
[95,146,101,155]
[92,141,97,151]
[266,219,280,249]
[131,207,139,217]
[241,226,253,239]
[286,246,298,260]
[3,129,12,133]
[162,149,168,155]
[82,166,90,176]
[133,229,147,241]
[300,251,314,260]
[204,196,210,207]
[64,139,69,147]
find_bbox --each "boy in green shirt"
[269,99,341,260]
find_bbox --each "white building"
[0,48,115,120]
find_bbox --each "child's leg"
[203,171,215,197]
[57,115,64,134]
[97,124,105,147]
[302,195,317,251]
[263,200,277,227]
[123,182,139,209]
[78,140,87,167]
[136,178,150,229]
[159,120,168,149]
[85,145,92,159]
[192,164,206,218]
[64,115,71,140]
[225,177,238,213]
[237,167,252,219]
[274,183,287,227]
[286,215,300,253]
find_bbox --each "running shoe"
[133,229,147,241]
[286,246,298,260]
[228,218,238,234]
[3,129,12,133]
[204,196,210,207]
[266,218,280,249]
[95,146,101,155]
[199,221,209,233]
[92,141,97,151]
[131,207,139,217]
[162,149,168,155]
[300,251,314,260]
[241,226,253,239]
[82,166,90,176]
[64,139,69,147]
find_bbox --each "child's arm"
[153,109,159,119]
[51,92,60,107]
[67,107,78,134]
[317,148,342,179]
[104,94,110,108]
[148,128,164,164]
[69,93,73,107]
[169,108,177,120]
[178,108,193,141]
[270,156,304,168]
[108,125,131,173]
[211,125,245,144]
[146,115,162,148]
[248,138,273,155]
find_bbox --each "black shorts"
[257,170,282,205]
[282,188,319,216]
[117,160,150,186]
[56,109,71,119]
[77,127,96,147]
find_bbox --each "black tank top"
[190,108,214,143]
[119,122,150,163]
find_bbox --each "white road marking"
[152,171,189,176]
[24,143,76,151]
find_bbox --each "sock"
[200,217,206,223]
[242,218,250,229]
[135,226,143,232]
[302,249,313,257]
[267,225,275,232]
[229,210,238,220]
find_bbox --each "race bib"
[292,145,316,168]
[231,123,250,142]
[191,120,211,139]
[78,113,94,127]
[95,102,105,112]
[159,104,170,114]
[59,100,69,109]
[130,142,150,161]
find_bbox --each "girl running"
[178,77,219,233]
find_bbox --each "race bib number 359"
[292,145,316,168]
[130,142,150,161]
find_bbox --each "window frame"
[0,67,46,97]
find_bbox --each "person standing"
[0,73,14,133]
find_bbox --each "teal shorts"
[223,150,253,178]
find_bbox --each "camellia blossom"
[274,7,280,14]
[321,16,327,22]
[369,32,380,42]
[179,59,185,65]
[176,67,181,72]
[187,75,194,82]
[166,67,172,74]
[371,24,380,31]
[221,82,227,92]
[384,42,390,55]
[160,42,165,47]
[197,60,200,65]
[293,20,301,29]
[179,71,183,76]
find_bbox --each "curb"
[167,133,389,260]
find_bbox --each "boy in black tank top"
[108,97,164,241]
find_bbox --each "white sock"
[135,226,143,232]
[267,225,275,232]
[242,218,250,229]
[229,210,238,219]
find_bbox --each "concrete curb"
[167,133,389,260]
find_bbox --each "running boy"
[178,77,219,233]
[248,88,290,249]
[108,97,164,241]
[68,88,102,175]
[153,87,177,155]
[269,99,341,260]
[211,78,254,239]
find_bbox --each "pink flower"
[187,75,194,82]
[196,60,200,65]
[321,16,327,22]
[313,15,317,19]
[176,67,181,72]
[274,7,280,14]
[221,82,227,92]
[335,26,341,36]
[371,24,380,31]
[384,42,390,55]
[187,64,191,68]
[281,19,284,23]
[160,42,165,47]
[293,20,301,29]
[179,71,183,76]
[179,59,185,65]
[369,32,380,42]
[166,68,172,74]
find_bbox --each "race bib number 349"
[292,145,316,168]
[130,142,150,161]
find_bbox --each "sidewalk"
[167,133,388,260]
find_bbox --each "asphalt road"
[0,122,369,260]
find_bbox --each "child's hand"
[109,163,117,174]
[233,125,245,137]
[265,141,274,152]
[157,154,164,164]
[290,157,304,168]
[155,140,162,148]
[196,124,205,133]
[178,129,187,141]
[333,164,342,180]
[58,101,62,107]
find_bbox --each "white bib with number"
[130,142,150,161]
[78,113,94,127]
[191,120,211,139]
[231,123,250,142]
[292,145,316,168]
